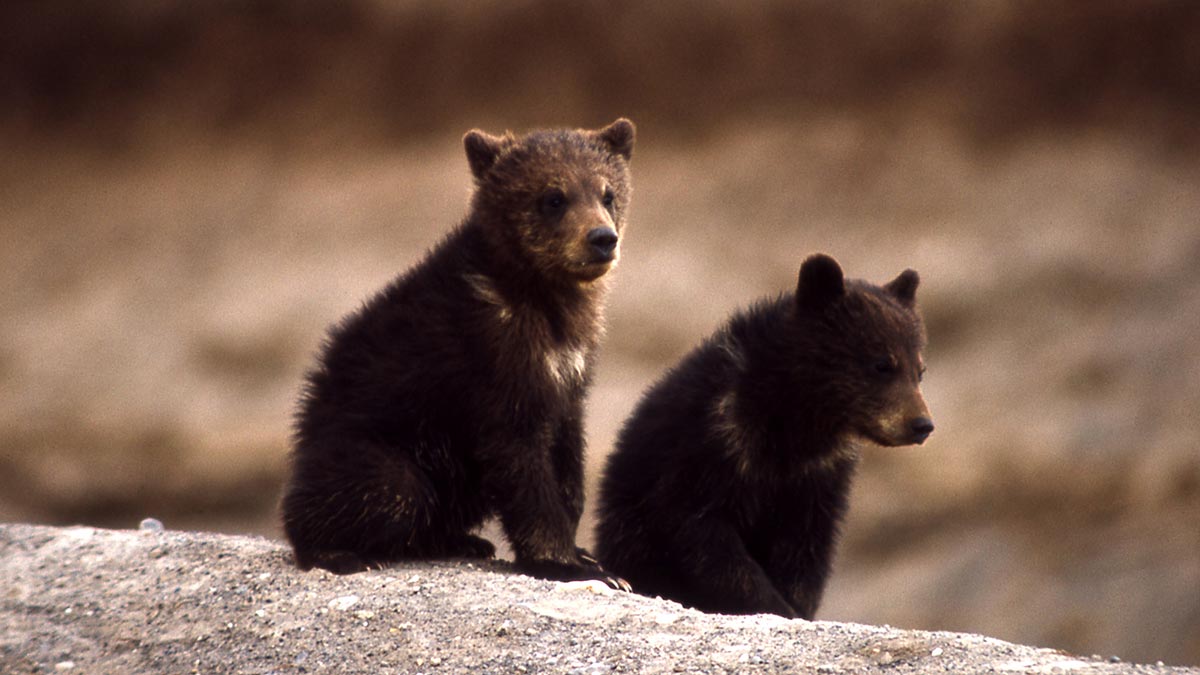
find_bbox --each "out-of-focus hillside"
[1,0,1198,666]
[4,1,1199,148]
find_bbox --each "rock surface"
[1,524,1193,675]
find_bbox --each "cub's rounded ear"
[796,253,845,309]
[463,130,507,179]
[884,269,920,307]
[594,118,635,160]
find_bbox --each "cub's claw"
[513,548,631,592]
[576,547,631,592]
[608,575,633,593]
[575,547,600,566]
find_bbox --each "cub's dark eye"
[540,189,567,217]
[602,189,615,210]
[872,357,898,377]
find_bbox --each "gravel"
[1,523,1194,675]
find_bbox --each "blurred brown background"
[2,0,1198,666]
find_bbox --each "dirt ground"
[2,0,1198,667]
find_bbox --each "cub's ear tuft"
[796,253,845,309]
[594,118,636,160]
[463,130,508,179]
[884,269,920,307]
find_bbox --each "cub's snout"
[586,227,619,262]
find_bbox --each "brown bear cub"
[282,119,635,587]
[595,253,932,618]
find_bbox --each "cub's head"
[794,253,934,447]
[463,119,635,283]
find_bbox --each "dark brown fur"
[595,253,932,617]
[282,119,635,585]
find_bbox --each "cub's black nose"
[909,417,935,444]
[587,227,619,260]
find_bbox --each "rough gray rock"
[1,524,1194,675]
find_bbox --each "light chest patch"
[545,347,587,387]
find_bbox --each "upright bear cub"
[282,119,635,586]
[595,253,932,618]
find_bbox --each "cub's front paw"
[517,556,631,592]
[447,534,497,559]
[576,549,632,592]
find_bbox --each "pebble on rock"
[138,518,164,532]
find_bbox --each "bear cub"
[282,119,635,587]
[595,253,932,618]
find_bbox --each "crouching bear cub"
[595,253,933,618]
[282,119,635,587]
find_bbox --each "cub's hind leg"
[281,438,492,574]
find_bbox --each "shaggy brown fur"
[282,119,635,586]
[595,253,932,617]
